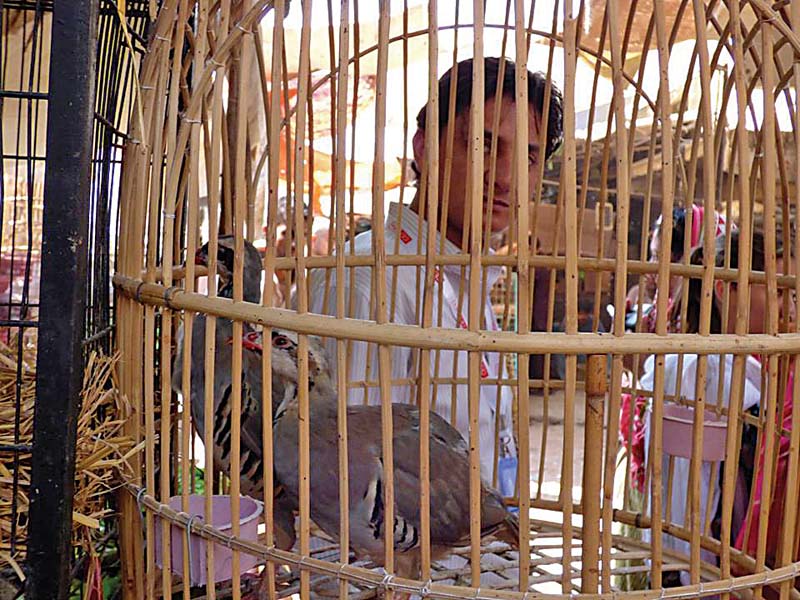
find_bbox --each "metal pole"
[26,2,98,598]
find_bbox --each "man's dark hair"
[651,207,688,263]
[415,56,564,160]
[684,229,767,334]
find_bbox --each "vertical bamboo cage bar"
[753,11,781,599]
[332,2,351,599]
[257,2,284,598]
[203,0,231,596]
[718,0,755,595]
[467,0,485,586]
[371,0,396,592]
[687,0,718,584]
[561,0,579,590]
[181,3,206,597]
[291,0,313,596]
[582,355,607,593]
[781,6,800,600]
[648,0,677,588]
[602,0,632,591]
[145,16,174,599]
[418,0,440,583]
[513,0,531,591]
[229,2,255,596]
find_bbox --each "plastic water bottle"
[497,436,518,513]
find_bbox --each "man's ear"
[412,128,425,166]
[713,279,727,304]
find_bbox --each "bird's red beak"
[242,332,263,352]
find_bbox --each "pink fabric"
[690,205,730,248]
[735,364,794,566]
[619,393,648,493]
[691,205,703,248]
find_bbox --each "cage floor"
[215,519,705,599]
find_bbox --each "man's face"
[416,95,542,246]
[721,260,796,334]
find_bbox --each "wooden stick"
[718,0,755,595]
[330,1,351,599]
[753,14,781,600]
[467,3,485,586]
[116,274,800,355]
[513,0,531,590]
[261,0,283,597]
[147,252,800,288]
[602,0,632,589]
[581,355,606,592]
[687,0,718,583]
[779,5,800,599]
[179,3,207,597]
[418,0,440,582]
[562,0,579,590]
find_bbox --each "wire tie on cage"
[134,486,148,533]
[236,24,253,34]
[163,210,176,220]
[379,568,394,591]
[184,117,201,125]
[224,531,235,549]
[336,560,349,581]
[134,281,147,303]
[186,513,202,584]
[136,486,147,509]
[420,578,432,597]
[163,286,179,309]
[141,85,154,91]
[297,553,311,575]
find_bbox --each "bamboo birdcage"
[114,0,800,598]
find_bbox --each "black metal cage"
[0,1,150,598]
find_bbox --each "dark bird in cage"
[172,235,296,550]
[242,328,521,583]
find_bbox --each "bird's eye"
[273,335,291,349]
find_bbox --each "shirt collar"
[385,201,504,287]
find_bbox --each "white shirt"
[639,353,761,582]
[306,202,516,482]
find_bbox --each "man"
[308,56,563,484]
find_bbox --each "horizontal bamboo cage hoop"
[114,0,800,597]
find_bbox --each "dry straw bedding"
[0,338,138,584]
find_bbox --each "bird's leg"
[388,553,421,600]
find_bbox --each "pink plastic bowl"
[154,494,263,586]
[661,404,728,462]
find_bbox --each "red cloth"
[619,393,648,493]
[735,364,794,566]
